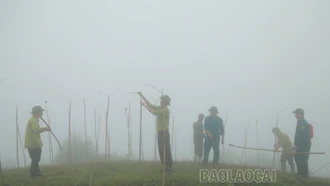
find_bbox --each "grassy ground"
[1,161,330,186]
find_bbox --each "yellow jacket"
[277,132,294,153]
[24,116,48,149]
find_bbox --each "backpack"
[308,123,313,139]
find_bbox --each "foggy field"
[1,161,330,186]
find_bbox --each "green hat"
[31,106,45,114]
[292,108,304,114]
[208,106,218,113]
[160,95,171,106]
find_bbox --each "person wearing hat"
[24,106,51,178]
[292,108,311,179]
[272,127,295,173]
[138,92,173,175]
[202,106,225,168]
[193,114,205,164]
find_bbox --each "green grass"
[1,161,330,186]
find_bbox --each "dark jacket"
[204,115,224,141]
[294,119,311,147]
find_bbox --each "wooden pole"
[108,128,110,160]
[68,101,72,164]
[154,100,157,162]
[125,106,130,160]
[45,101,54,164]
[139,97,142,162]
[128,102,132,159]
[16,105,26,167]
[83,99,88,161]
[97,113,101,161]
[16,105,19,168]
[105,96,109,162]
[175,126,177,161]
[94,108,97,161]
[256,121,260,168]
[0,156,4,186]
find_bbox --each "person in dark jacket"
[202,106,225,168]
[292,108,311,179]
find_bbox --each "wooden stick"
[162,129,166,186]
[68,100,72,164]
[139,97,142,162]
[89,173,93,186]
[16,105,19,168]
[94,108,97,161]
[74,172,87,186]
[310,162,330,175]
[128,103,132,159]
[256,121,260,168]
[45,101,54,164]
[175,126,177,161]
[97,114,101,161]
[125,107,130,160]
[17,125,26,167]
[229,144,325,154]
[83,99,88,161]
[0,156,4,186]
[154,100,157,162]
[105,96,109,162]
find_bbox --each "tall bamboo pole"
[256,121,260,168]
[16,105,19,168]
[175,126,177,161]
[83,99,88,160]
[125,107,130,160]
[94,108,97,161]
[45,101,54,164]
[105,97,109,162]
[128,102,132,159]
[97,113,101,161]
[17,125,26,167]
[139,96,143,162]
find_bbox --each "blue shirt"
[204,115,224,141]
[294,119,311,147]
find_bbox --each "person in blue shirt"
[202,106,225,168]
[292,108,311,179]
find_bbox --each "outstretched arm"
[138,92,158,109]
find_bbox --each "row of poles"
[0,78,283,170]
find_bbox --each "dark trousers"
[202,139,220,166]
[158,131,173,169]
[280,153,295,173]
[28,148,42,177]
[294,144,311,178]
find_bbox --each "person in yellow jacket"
[272,127,295,173]
[24,106,51,178]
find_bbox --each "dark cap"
[292,108,304,114]
[31,106,45,114]
[160,95,171,106]
[208,106,219,113]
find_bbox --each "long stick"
[17,125,26,167]
[128,103,132,159]
[229,144,325,154]
[40,117,62,150]
[16,105,19,168]
[45,101,54,164]
[125,107,130,160]
[0,156,4,186]
[256,121,260,168]
[105,97,110,162]
[310,162,330,175]
[68,101,72,164]
[74,172,87,186]
[83,99,88,161]
[94,108,97,161]
[139,97,142,162]
[154,100,157,162]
